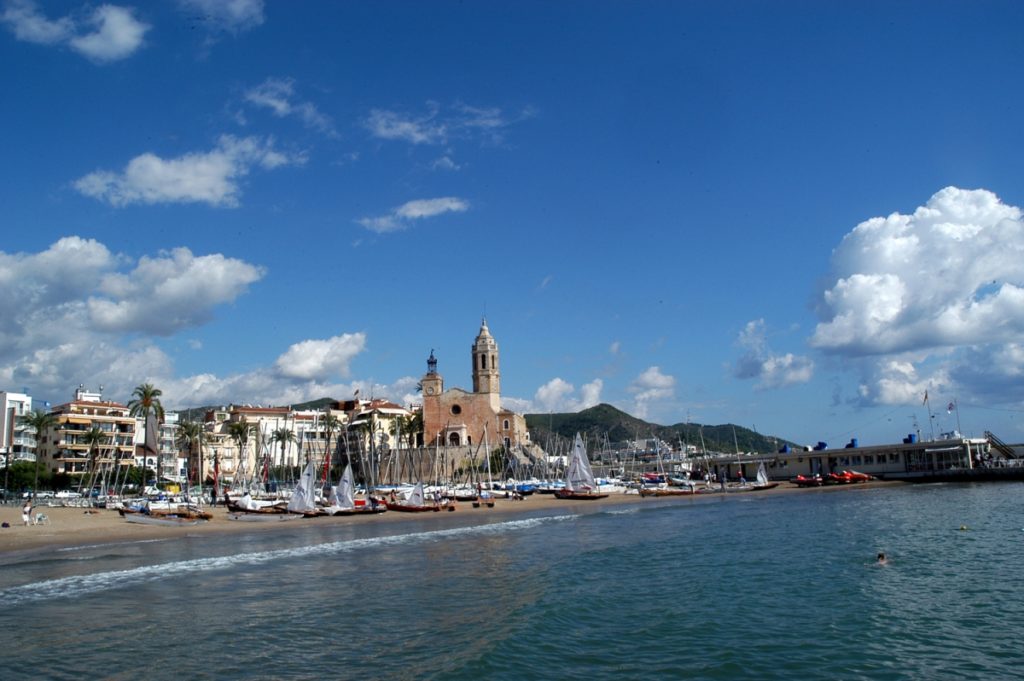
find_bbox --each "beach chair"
[34,513,50,525]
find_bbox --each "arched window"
[503,419,510,430]
[448,432,461,446]
[481,354,487,369]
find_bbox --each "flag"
[948,402,955,414]
[922,390,929,405]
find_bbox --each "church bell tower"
[472,318,500,395]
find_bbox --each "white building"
[1,391,34,465]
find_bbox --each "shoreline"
[0,480,906,557]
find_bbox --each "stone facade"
[421,320,530,449]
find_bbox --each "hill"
[525,403,795,454]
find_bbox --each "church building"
[420,320,530,450]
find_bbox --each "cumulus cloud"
[178,0,264,33]
[274,333,366,380]
[358,197,469,234]
[812,187,1023,355]
[0,240,392,412]
[69,4,148,62]
[628,367,675,418]
[244,77,336,136]
[88,248,265,335]
[1,1,148,61]
[734,319,813,389]
[0,237,264,402]
[811,187,1024,406]
[534,378,603,413]
[74,135,303,207]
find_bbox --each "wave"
[0,514,578,605]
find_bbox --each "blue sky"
[3,0,1024,446]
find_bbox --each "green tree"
[79,426,109,495]
[176,420,204,494]
[226,420,253,480]
[128,383,164,490]
[272,427,296,469]
[19,409,57,497]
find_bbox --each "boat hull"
[554,490,609,500]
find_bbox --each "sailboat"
[385,480,451,512]
[554,433,609,500]
[287,458,325,516]
[752,461,779,490]
[325,461,386,515]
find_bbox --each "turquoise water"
[1,483,1022,680]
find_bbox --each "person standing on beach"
[22,500,32,526]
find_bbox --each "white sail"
[564,433,596,492]
[756,462,769,486]
[287,459,318,512]
[407,481,426,506]
[329,462,356,510]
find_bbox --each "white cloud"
[812,187,1024,355]
[2,1,147,61]
[734,319,814,389]
[74,135,303,207]
[535,378,574,412]
[365,102,533,147]
[810,187,1024,407]
[1,0,72,44]
[609,341,621,355]
[358,197,469,234]
[244,77,336,136]
[69,5,149,62]
[274,333,367,380]
[88,247,265,335]
[431,155,460,171]
[0,237,264,403]
[178,0,264,32]
[365,107,446,145]
[628,366,675,418]
[533,377,604,413]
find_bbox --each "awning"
[62,417,91,425]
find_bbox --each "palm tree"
[406,411,424,449]
[128,383,164,491]
[80,426,108,496]
[176,420,204,496]
[272,427,296,477]
[227,420,254,490]
[320,412,341,481]
[18,409,56,498]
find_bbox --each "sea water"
[1,483,1022,680]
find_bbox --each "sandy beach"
[0,480,905,556]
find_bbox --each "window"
[503,419,510,430]
[481,354,487,369]
[450,404,462,415]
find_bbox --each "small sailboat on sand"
[325,462,386,516]
[555,433,609,500]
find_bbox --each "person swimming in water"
[876,552,888,565]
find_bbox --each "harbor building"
[700,432,1003,482]
[420,320,530,450]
